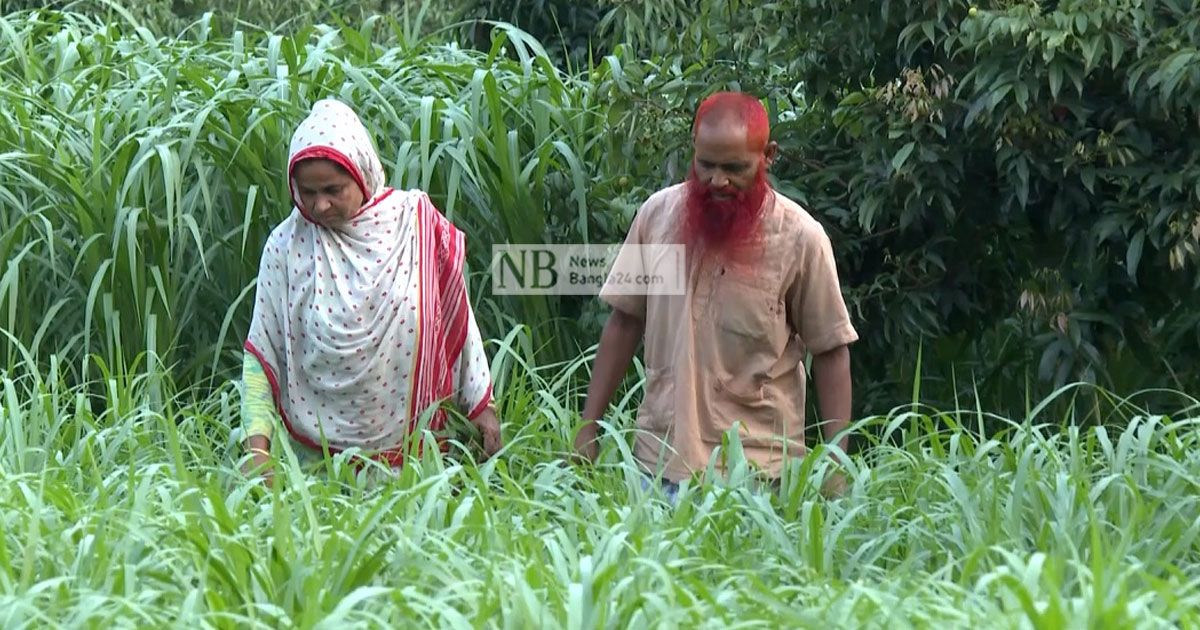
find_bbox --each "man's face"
[293,158,365,228]
[691,120,766,196]
[682,119,775,254]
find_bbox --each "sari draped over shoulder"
[244,99,492,466]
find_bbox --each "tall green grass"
[0,336,1197,627]
[0,10,647,383]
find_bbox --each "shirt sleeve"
[599,201,651,319]
[241,349,278,440]
[785,220,860,356]
[452,299,493,419]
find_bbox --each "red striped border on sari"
[409,193,471,432]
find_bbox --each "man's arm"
[576,308,645,461]
[811,344,852,455]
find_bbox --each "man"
[575,91,858,497]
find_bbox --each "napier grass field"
[1,7,1199,629]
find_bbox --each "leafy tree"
[607,0,1200,411]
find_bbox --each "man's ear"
[763,141,780,167]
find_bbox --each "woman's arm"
[241,349,278,485]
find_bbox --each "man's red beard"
[681,164,771,258]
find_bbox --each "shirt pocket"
[710,273,786,401]
[636,366,675,433]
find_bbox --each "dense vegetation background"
[1,1,1198,626]
[2,0,1197,420]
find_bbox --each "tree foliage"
[782,0,1200,404]
[592,0,1200,409]
[2,0,1197,414]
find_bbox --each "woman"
[240,99,501,486]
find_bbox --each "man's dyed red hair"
[691,91,770,151]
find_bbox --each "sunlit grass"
[1,333,1197,627]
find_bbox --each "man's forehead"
[695,115,750,136]
[693,121,762,155]
[692,96,770,149]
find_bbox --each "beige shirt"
[601,183,859,481]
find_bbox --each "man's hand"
[242,434,274,488]
[573,420,599,463]
[471,406,503,460]
[820,469,847,499]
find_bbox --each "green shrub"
[615,0,1200,411]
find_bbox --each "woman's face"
[292,159,365,227]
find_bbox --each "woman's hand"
[471,406,503,460]
[242,434,274,488]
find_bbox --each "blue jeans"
[640,473,681,504]
[640,472,783,505]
